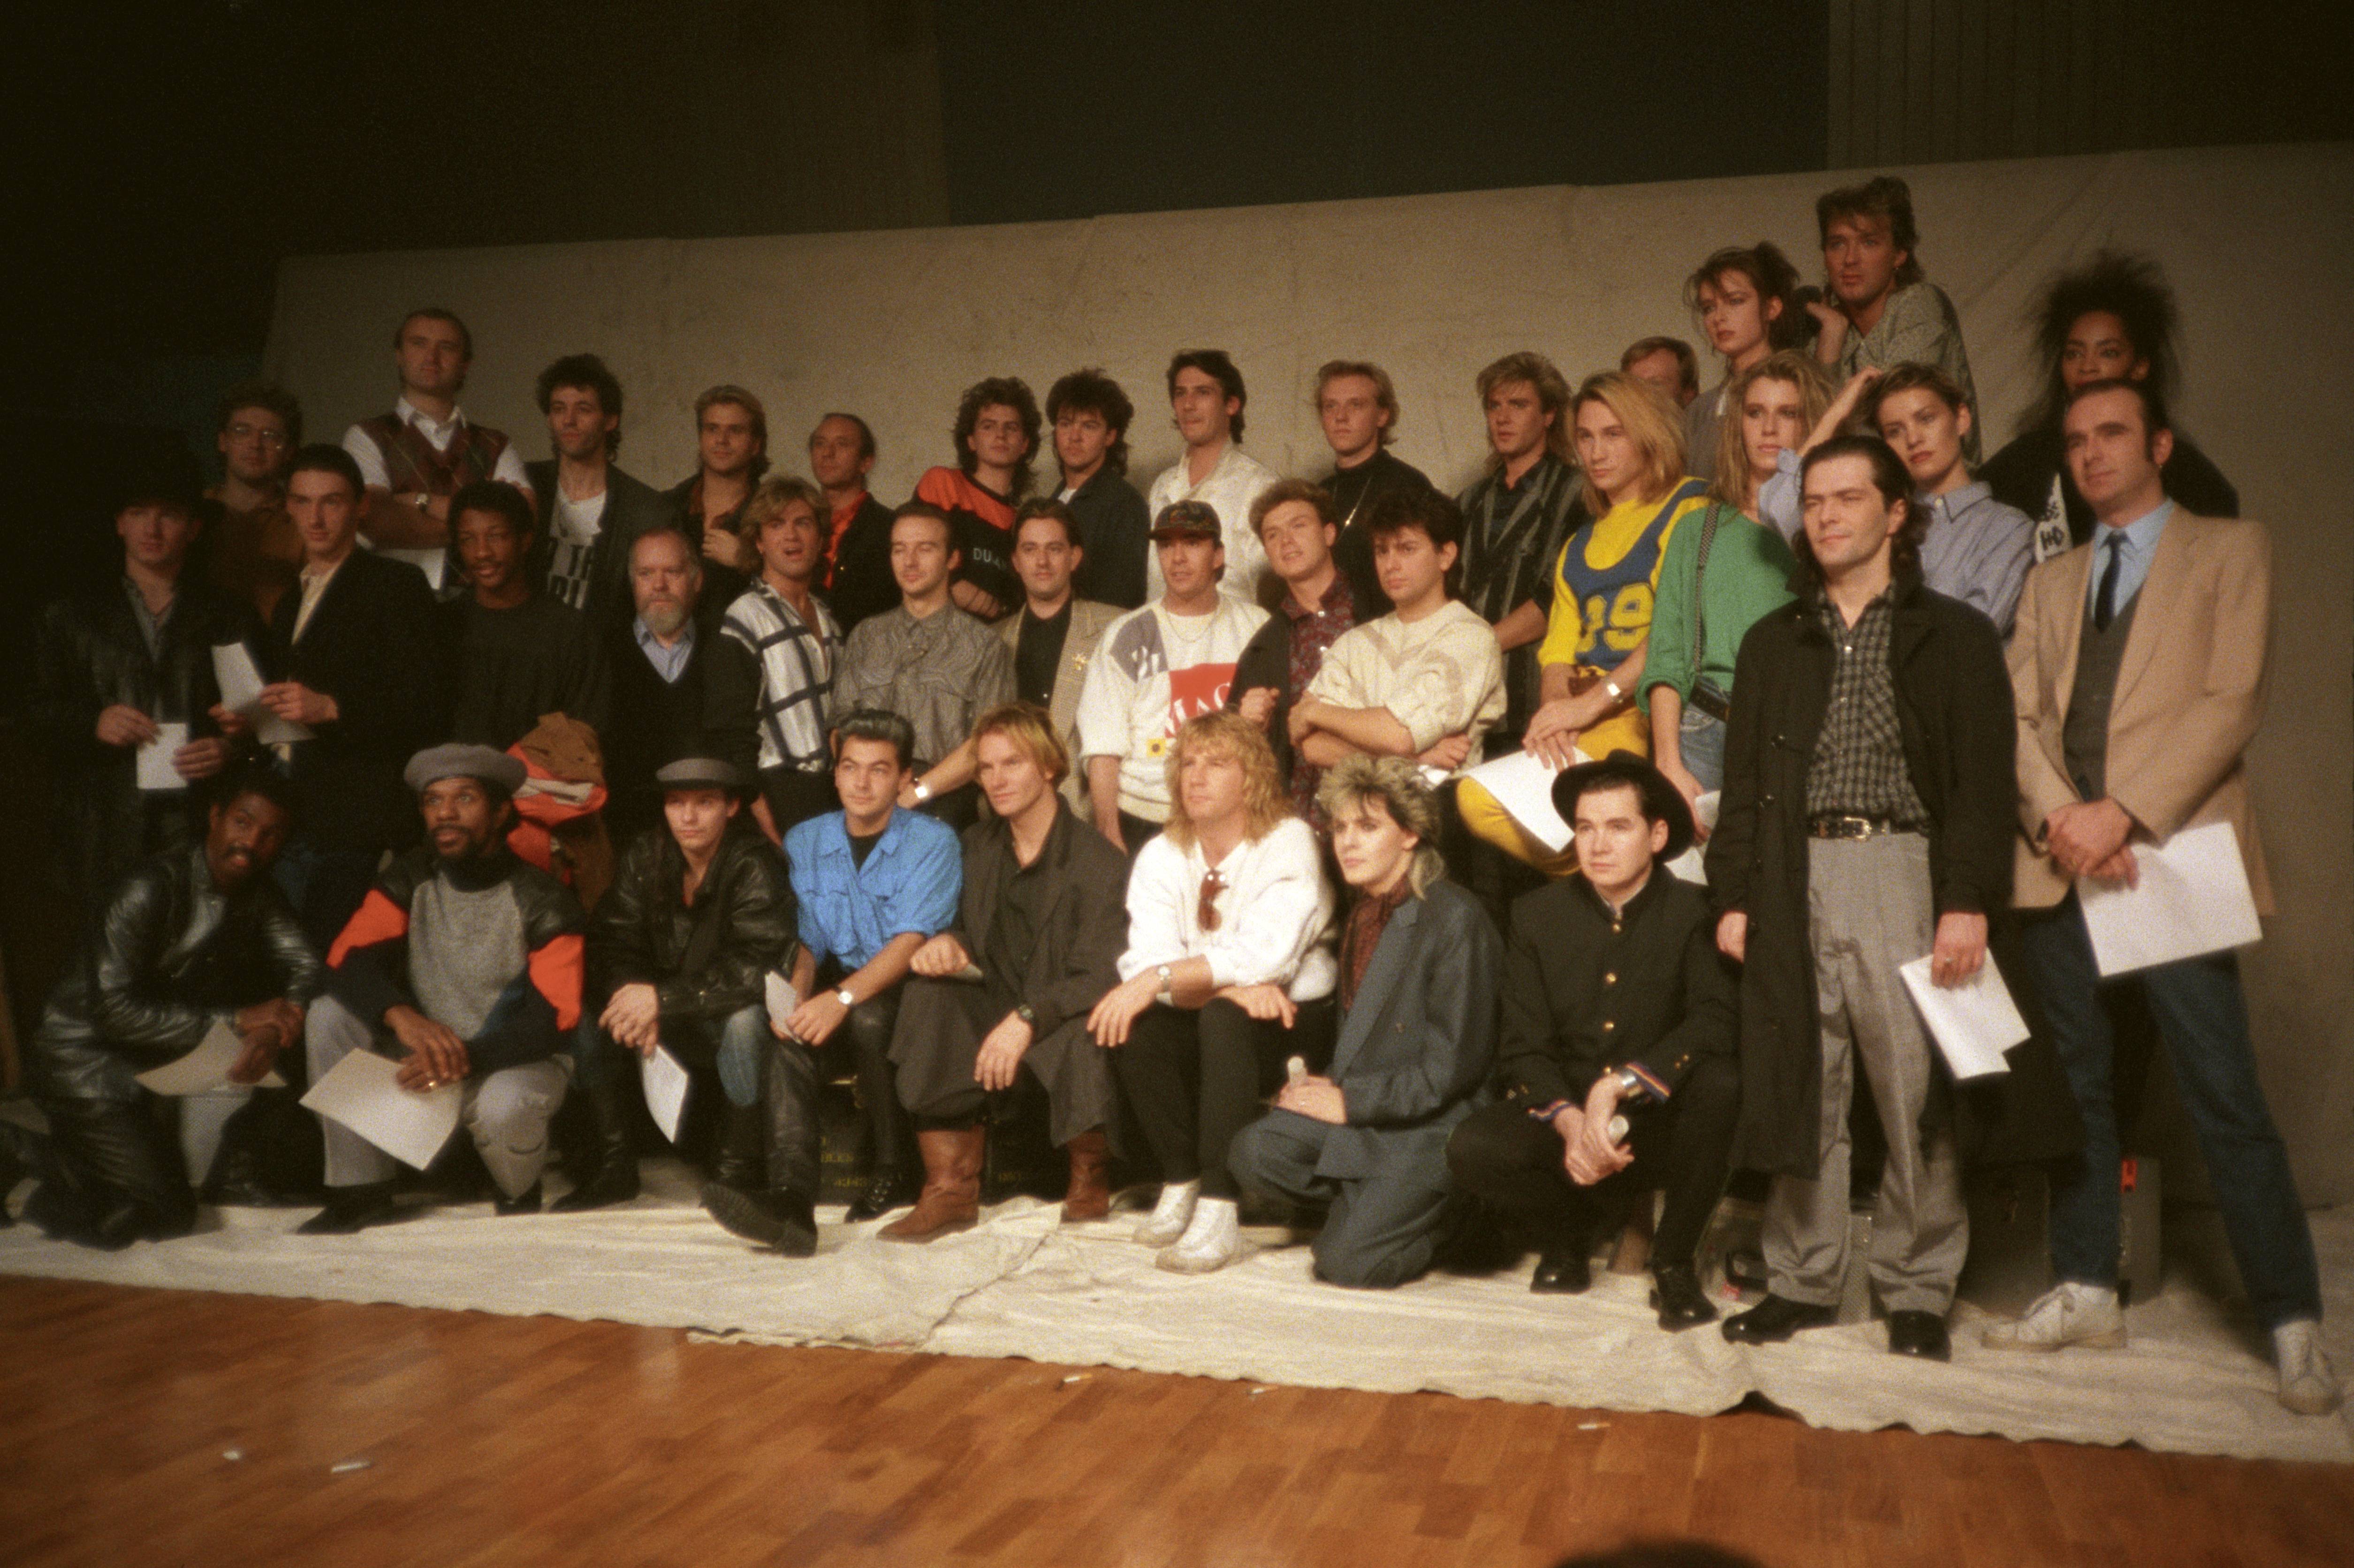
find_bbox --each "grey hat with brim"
[403,743,527,797]
[655,756,750,795]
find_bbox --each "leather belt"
[1687,682,1731,722]
[1807,813,1923,840]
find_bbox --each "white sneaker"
[1156,1196,1243,1274]
[1133,1179,1199,1247]
[1980,1281,2126,1352]
[2274,1319,2343,1416]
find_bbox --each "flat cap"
[403,743,527,796]
[655,756,749,794]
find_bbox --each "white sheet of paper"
[299,1049,461,1170]
[2079,820,2263,977]
[764,971,800,1033]
[381,544,448,590]
[1898,956,2026,1080]
[1663,791,1722,886]
[137,722,190,791]
[133,1020,287,1094]
[640,1046,691,1144]
[212,643,311,744]
[1462,747,1591,855]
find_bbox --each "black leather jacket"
[587,826,797,1030]
[32,578,266,903]
[28,843,324,1103]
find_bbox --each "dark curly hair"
[2020,250,2181,435]
[953,376,1041,500]
[1792,435,1927,588]
[535,353,624,455]
[1045,369,1134,477]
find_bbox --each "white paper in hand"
[134,1020,287,1094]
[299,1050,461,1170]
[1898,956,2026,1080]
[137,723,190,791]
[2078,820,2263,977]
[1663,790,1721,886]
[640,1046,691,1144]
[764,970,799,1034]
[1462,748,1592,855]
[212,643,310,744]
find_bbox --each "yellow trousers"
[1458,703,1651,876]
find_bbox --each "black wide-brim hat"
[1549,749,1697,864]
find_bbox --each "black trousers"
[28,1096,199,1246]
[759,765,838,840]
[760,1028,825,1200]
[1114,995,1336,1200]
[821,974,911,1178]
[1445,1054,1741,1268]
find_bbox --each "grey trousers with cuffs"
[1763,833,1968,1315]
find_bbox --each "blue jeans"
[573,1003,770,1108]
[2020,897,2320,1328]
[1678,703,1727,793]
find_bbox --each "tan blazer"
[2008,509,2272,912]
[999,598,1121,810]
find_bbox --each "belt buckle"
[1816,813,1875,840]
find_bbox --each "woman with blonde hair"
[1641,352,1828,803]
[1088,711,1336,1273]
[1458,371,1707,871]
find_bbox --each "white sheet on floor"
[2,1163,2345,1464]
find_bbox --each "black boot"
[550,1073,640,1212]
[701,1183,818,1257]
[1652,1261,1717,1331]
[708,1099,765,1195]
[845,1165,919,1224]
[296,1182,401,1235]
[494,1181,543,1217]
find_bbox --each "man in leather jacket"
[14,769,321,1248]
[32,452,265,912]
[560,757,798,1217]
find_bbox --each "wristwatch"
[1154,963,1174,1005]
[1611,1065,1646,1101]
[911,779,932,803]
[412,491,431,511]
[1602,676,1624,701]
[835,986,856,1007]
[1015,1002,1036,1024]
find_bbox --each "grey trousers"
[1763,833,1967,1314]
[1229,1110,1452,1289]
[307,995,571,1199]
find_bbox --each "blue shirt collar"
[2098,498,2172,556]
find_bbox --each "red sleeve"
[914,467,963,509]
[528,931,585,1032]
[327,889,410,969]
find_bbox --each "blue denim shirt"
[782,808,960,972]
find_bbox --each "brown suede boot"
[879,1127,983,1242]
[1060,1129,1112,1223]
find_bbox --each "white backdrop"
[267,141,2354,1202]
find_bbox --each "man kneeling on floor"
[13,769,322,1247]
[300,745,586,1232]
[1445,753,1739,1330]
[1229,757,1500,1288]
[883,703,1129,1241]
[562,757,798,1212]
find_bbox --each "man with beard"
[298,745,586,1233]
[601,525,715,842]
[13,769,321,1248]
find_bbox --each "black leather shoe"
[296,1183,401,1236]
[1652,1262,1717,1331]
[549,1160,640,1213]
[1530,1249,1592,1295]
[1721,1293,1837,1343]
[701,1183,819,1257]
[844,1166,919,1224]
[493,1182,542,1217]
[1886,1309,1952,1360]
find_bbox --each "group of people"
[15,174,2335,1417]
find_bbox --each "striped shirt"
[721,580,841,774]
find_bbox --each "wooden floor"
[3,1277,2350,1568]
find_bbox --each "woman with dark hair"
[1981,250,2239,555]
[913,375,1042,621]
[1681,242,1810,482]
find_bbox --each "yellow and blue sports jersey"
[1537,478,1709,673]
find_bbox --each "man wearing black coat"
[1446,753,1737,1328]
[1708,436,2078,1362]
[263,445,447,951]
[601,524,719,844]
[1234,757,1498,1289]
[32,454,264,912]
[563,757,798,1216]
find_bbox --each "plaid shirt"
[1805,591,1928,824]
[721,580,840,774]
[1282,576,1357,820]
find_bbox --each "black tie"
[2094,535,2123,632]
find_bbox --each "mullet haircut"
[1814,175,1926,288]
[1316,754,1446,898]
[1160,712,1288,852]
[1794,434,1926,586]
[1474,351,1576,470]
[1045,370,1133,477]
[952,376,1042,500]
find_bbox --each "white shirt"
[1074,597,1268,821]
[544,489,609,611]
[1118,817,1336,1002]
[1305,599,1507,771]
[1146,441,1279,605]
[342,398,534,590]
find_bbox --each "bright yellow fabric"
[1457,778,1581,877]
[1535,488,1709,669]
